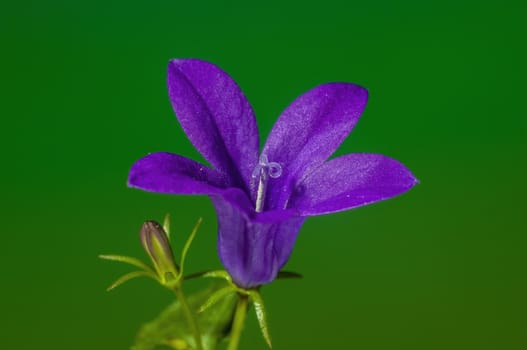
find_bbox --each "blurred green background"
[1,0,526,349]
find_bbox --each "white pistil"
[255,169,267,213]
[252,154,282,213]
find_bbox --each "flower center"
[251,154,282,212]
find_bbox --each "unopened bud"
[140,220,179,284]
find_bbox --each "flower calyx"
[185,269,302,349]
[99,214,202,291]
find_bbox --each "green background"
[2,1,526,349]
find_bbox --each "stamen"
[251,154,282,212]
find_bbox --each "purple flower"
[128,59,418,288]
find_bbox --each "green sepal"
[184,270,232,283]
[99,255,157,291]
[106,270,157,291]
[132,283,237,350]
[276,271,303,279]
[182,269,278,348]
[100,217,203,292]
[99,254,156,275]
[248,290,272,348]
[177,218,202,281]
[198,286,234,313]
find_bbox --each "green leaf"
[132,283,237,350]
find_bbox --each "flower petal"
[289,154,418,216]
[272,216,306,270]
[167,59,259,191]
[212,197,305,288]
[262,83,368,209]
[128,152,230,195]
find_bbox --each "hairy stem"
[227,294,249,350]
[173,286,203,350]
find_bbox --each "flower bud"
[140,220,179,284]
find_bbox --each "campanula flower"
[128,59,418,288]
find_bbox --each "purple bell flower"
[128,59,418,288]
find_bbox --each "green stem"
[227,294,249,350]
[173,286,203,350]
